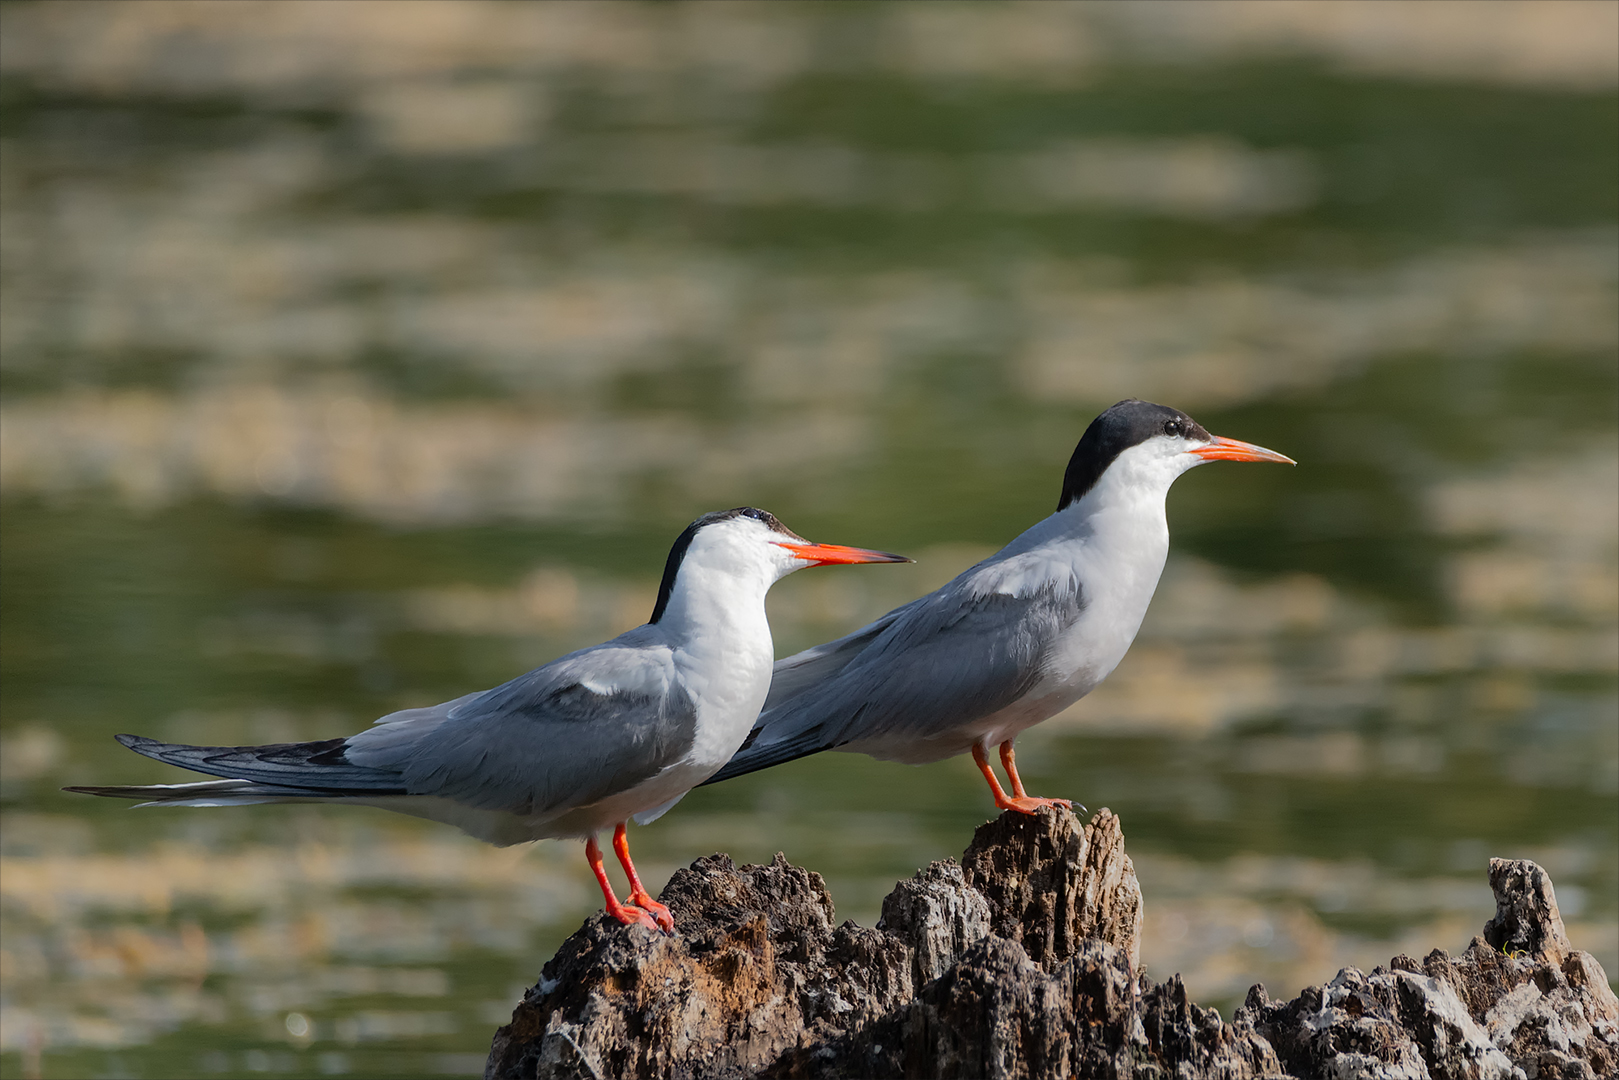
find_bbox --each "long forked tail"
[64,733,409,805]
[64,778,357,807]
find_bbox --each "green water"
[2,4,1615,1077]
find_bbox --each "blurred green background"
[1,2,1615,1077]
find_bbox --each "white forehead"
[684,513,793,564]
[1093,430,1209,494]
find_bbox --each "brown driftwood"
[487,807,1617,1079]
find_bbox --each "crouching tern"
[66,508,908,933]
[703,400,1293,812]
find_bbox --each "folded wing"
[705,571,1083,783]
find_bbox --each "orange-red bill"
[775,542,912,566]
[1188,435,1296,465]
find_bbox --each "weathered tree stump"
[1249,858,1618,1080]
[486,809,1617,1080]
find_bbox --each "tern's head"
[650,507,908,624]
[1057,399,1294,512]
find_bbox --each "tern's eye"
[1163,419,1183,436]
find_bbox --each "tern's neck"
[654,563,779,729]
[655,564,776,655]
[1008,467,1176,562]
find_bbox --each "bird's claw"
[628,891,675,934]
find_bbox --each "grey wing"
[705,578,1084,783]
[350,654,698,817]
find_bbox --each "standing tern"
[67,508,908,932]
[703,400,1294,811]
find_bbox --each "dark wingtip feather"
[98,732,404,791]
[63,784,143,799]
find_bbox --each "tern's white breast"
[952,488,1174,750]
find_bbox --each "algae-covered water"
[2,4,1615,1077]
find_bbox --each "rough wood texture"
[486,812,1617,1080]
[960,804,1143,971]
[485,852,911,1080]
[1483,857,1571,965]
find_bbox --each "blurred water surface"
[1,3,1615,1077]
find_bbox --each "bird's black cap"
[1056,400,1209,511]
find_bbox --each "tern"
[67,508,908,932]
[703,400,1293,811]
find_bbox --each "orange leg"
[585,834,658,931]
[1001,741,1073,808]
[973,742,1072,815]
[613,823,674,933]
[1001,741,1032,799]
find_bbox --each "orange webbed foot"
[604,898,661,931]
[975,743,1078,817]
[994,794,1074,815]
[989,742,1079,815]
[628,891,675,934]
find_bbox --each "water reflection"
[2,2,1615,1078]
